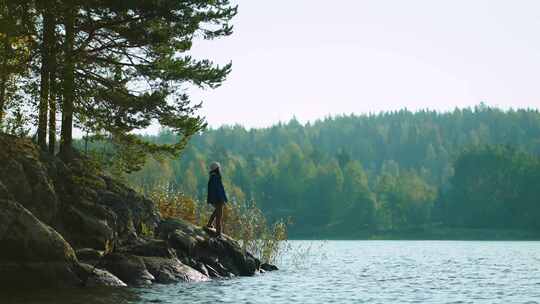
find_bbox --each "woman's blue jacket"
[207,172,228,205]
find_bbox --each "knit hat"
[209,162,221,172]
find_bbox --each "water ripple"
[4,241,540,304]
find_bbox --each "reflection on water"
[3,241,540,304]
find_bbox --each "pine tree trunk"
[37,8,53,150]
[0,75,6,127]
[60,3,75,160]
[0,33,9,125]
[48,23,57,155]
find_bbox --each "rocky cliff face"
[0,134,273,288]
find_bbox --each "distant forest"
[120,105,540,238]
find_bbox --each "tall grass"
[146,184,289,264]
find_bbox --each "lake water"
[4,241,540,304]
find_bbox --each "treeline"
[0,0,235,162]
[442,145,540,231]
[125,105,540,237]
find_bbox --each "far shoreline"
[288,227,540,241]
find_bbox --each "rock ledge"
[0,134,276,288]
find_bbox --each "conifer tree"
[59,0,237,161]
[2,0,237,161]
[0,0,35,126]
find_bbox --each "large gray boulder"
[0,135,58,224]
[75,263,127,287]
[97,175,160,241]
[100,253,155,286]
[158,218,261,277]
[142,256,209,283]
[0,198,80,288]
[0,198,127,288]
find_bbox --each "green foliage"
[0,0,35,129]
[125,106,540,238]
[375,171,436,230]
[0,0,237,164]
[140,222,154,238]
[442,145,540,230]
[2,106,32,136]
[67,0,237,159]
[68,154,108,190]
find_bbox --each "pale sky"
[187,0,540,129]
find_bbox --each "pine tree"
[36,1,55,150]
[0,0,34,126]
[58,0,237,161]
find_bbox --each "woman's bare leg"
[215,203,224,234]
[207,208,217,228]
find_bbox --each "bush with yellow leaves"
[146,184,289,264]
[147,185,197,224]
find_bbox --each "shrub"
[145,184,289,264]
[147,185,197,224]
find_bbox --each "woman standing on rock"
[206,162,228,236]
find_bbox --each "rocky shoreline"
[0,133,276,289]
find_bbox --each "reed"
[146,184,289,264]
